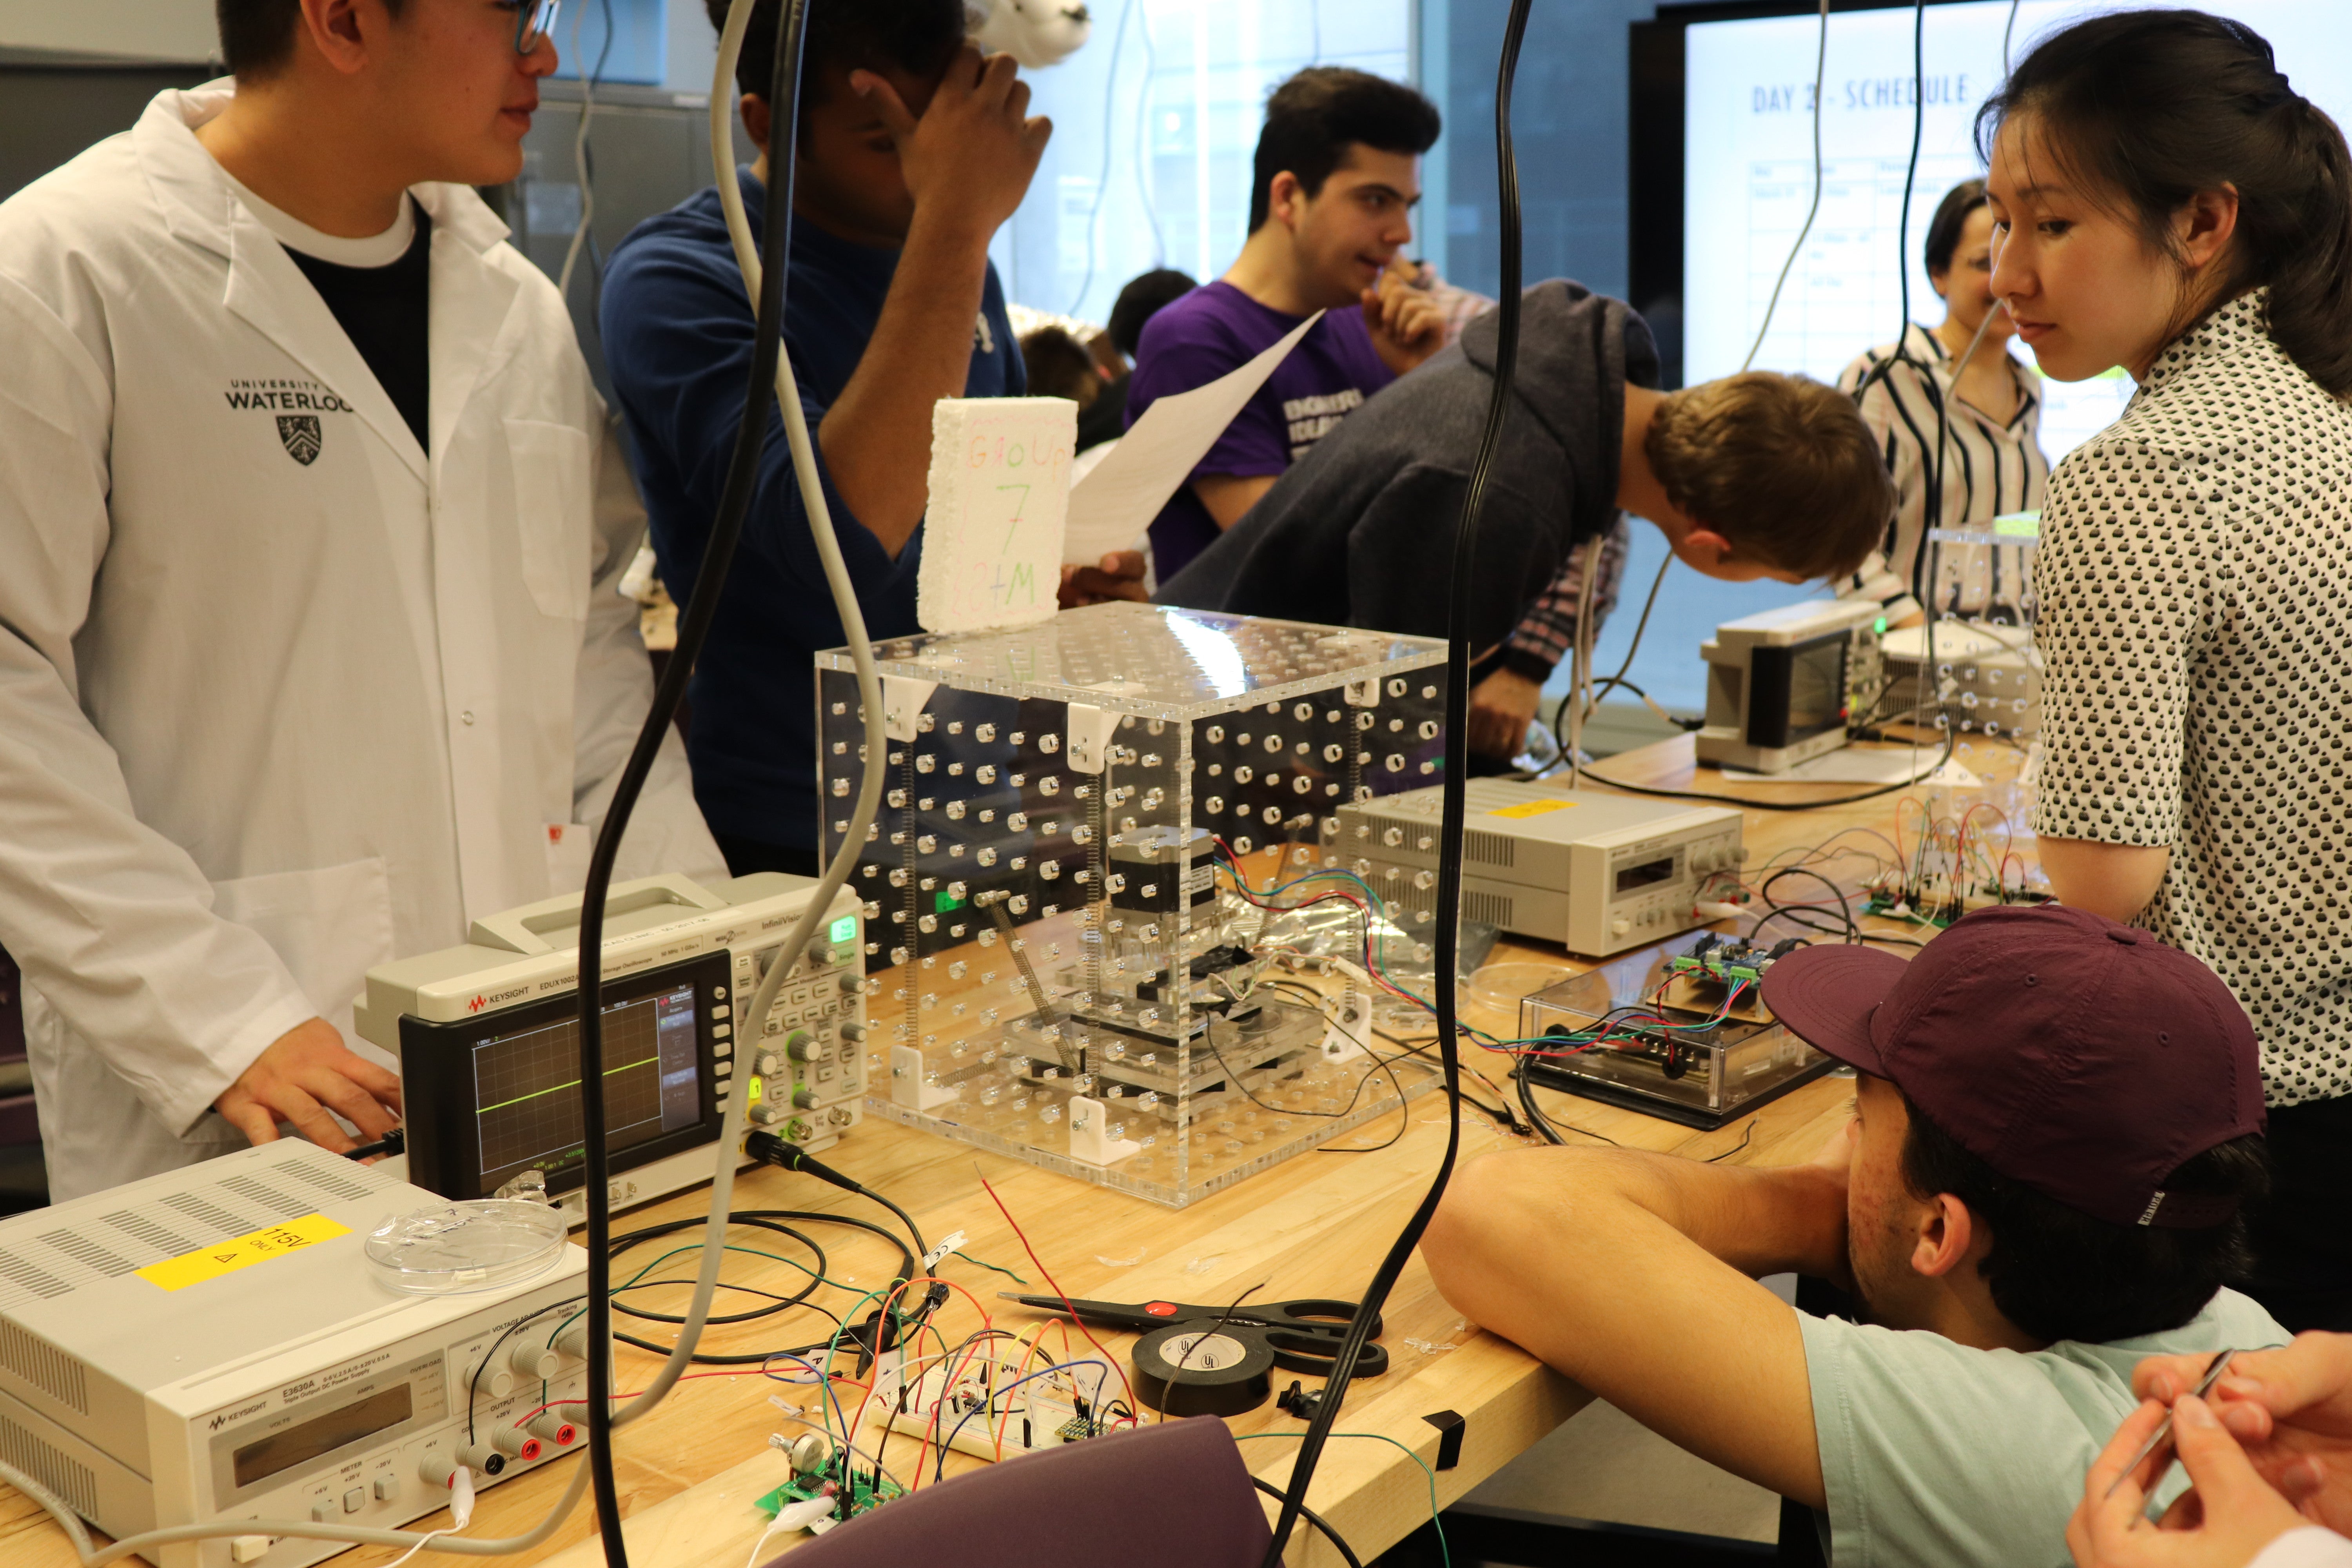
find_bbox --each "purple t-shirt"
[1126,281,1395,581]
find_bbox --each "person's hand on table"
[1058,550,1147,607]
[2069,1394,2315,1568]
[214,1016,403,1155]
[2133,1337,2352,1538]
[1468,666,1544,759]
[853,45,1051,241]
[1363,267,1446,376]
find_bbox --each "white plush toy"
[966,0,1092,69]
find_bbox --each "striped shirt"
[1499,515,1629,680]
[1836,323,2049,618]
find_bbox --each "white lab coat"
[0,85,723,1201]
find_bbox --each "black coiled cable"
[568,2,811,1562]
[1256,0,1536,1558]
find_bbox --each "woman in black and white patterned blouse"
[1982,11,2352,1331]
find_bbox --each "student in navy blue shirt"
[604,0,1136,875]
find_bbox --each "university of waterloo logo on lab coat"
[223,378,348,464]
[276,415,322,465]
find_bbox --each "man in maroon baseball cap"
[1424,905,2286,1568]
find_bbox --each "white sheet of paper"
[918,397,1077,633]
[1720,747,1980,788]
[1061,309,1324,566]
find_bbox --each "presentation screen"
[1646,0,2352,462]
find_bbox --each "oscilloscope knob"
[784,1031,818,1061]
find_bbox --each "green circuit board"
[756,1465,904,1528]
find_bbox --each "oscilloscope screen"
[469,982,703,1193]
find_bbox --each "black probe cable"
[568,3,807,1561]
[744,1134,949,1367]
[1257,0,1534,1557]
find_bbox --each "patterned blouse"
[2033,289,2352,1105]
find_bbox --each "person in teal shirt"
[1423,905,2285,1568]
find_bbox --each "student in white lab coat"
[0,0,722,1201]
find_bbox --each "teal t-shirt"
[1800,1287,2290,1568]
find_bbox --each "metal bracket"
[1066,1094,1143,1165]
[1423,1409,1466,1471]
[880,677,938,743]
[889,1044,959,1111]
[1065,702,1120,775]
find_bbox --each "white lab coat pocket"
[209,857,397,1060]
[503,417,595,621]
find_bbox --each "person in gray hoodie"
[1157,280,1893,759]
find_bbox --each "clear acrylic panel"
[815,603,1451,1206]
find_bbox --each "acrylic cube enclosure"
[814,602,1450,1206]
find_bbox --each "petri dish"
[365,1200,568,1295]
[1461,962,1576,1020]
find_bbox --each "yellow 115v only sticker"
[136,1213,352,1292]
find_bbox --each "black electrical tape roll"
[1133,1322,1276,1417]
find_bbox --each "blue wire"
[931,1360,1112,1480]
[765,1353,850,1438]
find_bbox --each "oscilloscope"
[355,872,866,1223]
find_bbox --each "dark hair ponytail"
[1922,178,1988,279]
[1977,9,2352,397]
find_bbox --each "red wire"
[976,1172,1143,1421]
[844,1273,996,1459]
[912,1328,1002,1486]
[895,1321,956,1491]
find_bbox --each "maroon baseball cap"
[1759,904,2265,1229]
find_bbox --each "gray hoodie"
[1155,279,1659,653]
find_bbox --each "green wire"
[949,1250,1029,1285]
[1232,1430,1450,1568]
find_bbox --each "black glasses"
[508,0,561,53]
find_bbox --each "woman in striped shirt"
[1837,178,2049,622]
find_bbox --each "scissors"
[2103,1348,2236,1499]
[998,1293,1389,1377]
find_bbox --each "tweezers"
[2103,1348,2236,1499]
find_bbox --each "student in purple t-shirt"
[1127,68,1447,581]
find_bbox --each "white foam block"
[918,396,1078,633]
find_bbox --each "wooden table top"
[4,734,2032,1568]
